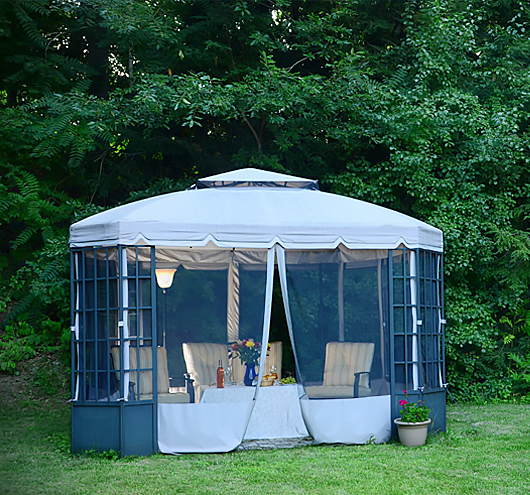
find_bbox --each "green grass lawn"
[0,399,529,495]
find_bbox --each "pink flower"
[399,399,408,407]
[403,390,407,394]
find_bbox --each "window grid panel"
[71,247,127,402]
[417,250,444,391]
[105,249,111,398]
[120,246,155,401]
[93,249,99,397]
[391,249,444,396]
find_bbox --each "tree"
[1,0,529,400]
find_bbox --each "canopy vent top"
[194,168,319,190]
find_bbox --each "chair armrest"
[184,373,195,403]
[353,371,371,398]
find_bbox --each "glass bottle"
[216,359,225,388]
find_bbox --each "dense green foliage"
[1,0,530,400]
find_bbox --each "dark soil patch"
[0,352,69,408]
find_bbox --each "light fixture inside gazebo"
[155,268,176,290]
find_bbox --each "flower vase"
[244,363,257,386]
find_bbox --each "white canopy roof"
[69,168,443,251]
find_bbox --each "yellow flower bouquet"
[230,339,263,366]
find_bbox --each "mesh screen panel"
[282,249,390,399]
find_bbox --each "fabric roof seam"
[70,237,443,252]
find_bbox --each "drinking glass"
[270,365,278,382]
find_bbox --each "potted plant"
[394,390,431,447]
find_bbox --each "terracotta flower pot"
[394,418,431,447]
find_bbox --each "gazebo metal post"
[93,249,98,401]
[162,288,167,348]
[388,249,396,438]
[151,247,158,453]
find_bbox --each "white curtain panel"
[158,402,254,453]
[300,395,391,444]
[277,245,391,444]
[254,248,275,395]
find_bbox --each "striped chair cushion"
[323,342,375,390]
[111,346,171,395]
[155,347,171,394]
[305,385,371,399]
[182,343,229,400]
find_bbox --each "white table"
[201,384,309,440]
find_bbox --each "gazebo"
[69,168,446,456]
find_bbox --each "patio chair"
[111,346,191,403]
[182,343,230,402]
[305,342,375,399]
